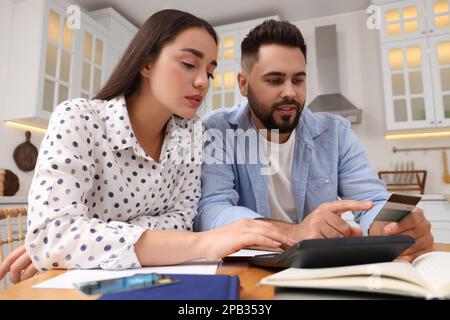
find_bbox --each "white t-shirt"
[260,130,297,223]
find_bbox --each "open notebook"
[261,251,450,299]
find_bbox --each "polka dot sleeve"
[25,103,146,271]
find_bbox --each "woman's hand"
[198,219,296,261]
[0,245,38,284]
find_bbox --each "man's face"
[239,44,307,133]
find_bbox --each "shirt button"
[324,178,331,184]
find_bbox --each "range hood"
[308,25,362,124]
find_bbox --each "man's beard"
[247,85,304,133]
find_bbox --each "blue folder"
[99,274,240,300]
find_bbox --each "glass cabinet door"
[42,7,75,113]
[199,19,276,117]
[380,0,427,43]
[217,31,240,65]
[200,30,244,116]
[426,0,450,36]
[382,39,435,130]
[429,34,450,126]
[80,22,106,99]
[208,65,241,111]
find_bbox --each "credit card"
[373,193,422,222]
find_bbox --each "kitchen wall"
[0,0,11,114]
[295,10,450,195]
[0,0,45,197]
[1,2,449,196]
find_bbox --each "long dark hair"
[94,9,217,100]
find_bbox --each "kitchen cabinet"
[379,0,428,43]
[416,196,450,244]
[379,0,450,42]
[381,37,436,130]
[429,34,450,127]
[90,8,138,82]
[426,0,450,36]
[378,0,450,131]
[208,64,242,113]
[3,0,111,129]
[199,16,279,117]
[78,17,108,100]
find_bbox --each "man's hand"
[293,200,373,240]
[0,245,39,284]
[369,207,433,262]
[266,200,374,245]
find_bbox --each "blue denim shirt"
[195,103,389,235]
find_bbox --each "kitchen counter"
[0,196,28,205]
[417,194,448,201]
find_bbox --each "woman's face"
[144,27,217,119]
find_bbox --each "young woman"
[0,9,292,284]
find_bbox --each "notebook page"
[262,261,429,289]
[263,275,429,298]
[413,251,450,293]
[227,249,280,257]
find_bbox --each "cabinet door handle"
[438,121,443,124]
[431,121,435,124]
[429,29,434,33]
[422,31,427,35]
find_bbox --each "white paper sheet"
[226,249,280,257]
[33,260,220,289]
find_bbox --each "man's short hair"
[241,20,307,73]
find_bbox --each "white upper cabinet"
[3,0,135,129]
[379,0,427,42]
[41,4,75,115]
[426,0,450,36]
[208,64,242,111]
[382,38,435,130]
[379,0,450,42]
[4,0,76,128]
[429,34,450,127]
[379,0,450,131]
[78,18,108,100]
[199,16,279,117]
[217,30,241,65]
[90,8,138,82]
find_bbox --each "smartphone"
[74,273,180,295]
[374,193,422,222]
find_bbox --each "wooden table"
[1,243,449,300]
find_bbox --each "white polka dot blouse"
[25,96,203,271]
